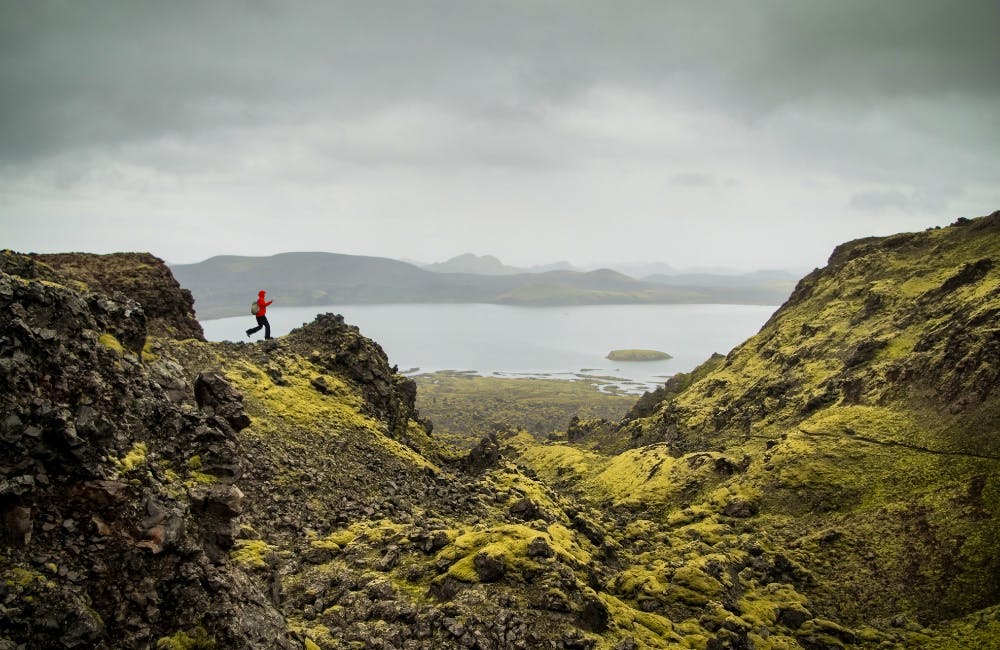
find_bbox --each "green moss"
[114,442,148,474]
[519,444,608,486]
[374,434,440,473]
[230,539,275,569]
[226,357,442,473]
[311,519,408,554]
[98,332,124,354]
[670,564,724,602]
[4,566,46,589]
[673,519,733,547]
[288,623,336,648]
[226,358,375,437]
[584,447,740,509]
[898,272,946,297]
[875,329,918,361]
[600,593,681,647]
[738,583,810,627]
[187,455,202,470]
[155,627,215,650]
[486,463,569,521]
[434,523,592,584]
[922,605,1000,649]
[614,562,668,599]
[746,634,803,650]
[142,340,160,363]
[184,471,217,487]
[312,529,356,550]
[606,349,672,361]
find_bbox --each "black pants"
[246,315,271,339]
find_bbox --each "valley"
[1,211,999,649]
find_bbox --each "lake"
[202,303,777,393]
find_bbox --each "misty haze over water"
[203,303,777,392]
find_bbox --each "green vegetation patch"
[226,358,377,437]
[600,593,683,647]
[588,447,740,509]
[434,522,593,584]
[517,443,609,487]
[414,372,635,447]
[155,627,216,650]
[606,349,672,361]
[230,539,276,569]
[112,442,148,475]
[98,332,125,354]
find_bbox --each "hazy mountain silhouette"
[171,251,794,319]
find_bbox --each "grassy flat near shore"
[413,371,638,448]
[606,348,672,361]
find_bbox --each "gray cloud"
[3,1,998,163]
[670,172,717,188]
[849,186,962,215]
[1,1,998,270]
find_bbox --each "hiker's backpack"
[250,301,260,315]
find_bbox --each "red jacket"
[257,293,273,316]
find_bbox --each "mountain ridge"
[172,252,794,320]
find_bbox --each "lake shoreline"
[201,302,778,391]
[407,368,669,395]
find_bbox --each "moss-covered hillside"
[511,212,1000,647]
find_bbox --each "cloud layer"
[2,1,998,269]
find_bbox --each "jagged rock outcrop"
[0,255,292,649]
[30,252,205,341]
[283,312,427,439]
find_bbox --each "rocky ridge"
[1,252,650,648]
[28,252,205,341]
[0,256,290,648]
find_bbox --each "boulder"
[194,372,251,432]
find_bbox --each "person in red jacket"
[246,290,274,340]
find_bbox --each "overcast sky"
[1,1,998,272]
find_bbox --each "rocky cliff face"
[0,253,290,648]
[28,252,205,341]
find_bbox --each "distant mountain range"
[420,253,792,281]
[421,253,575,275]
[171,251,797,319]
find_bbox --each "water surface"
[202,303,776,392]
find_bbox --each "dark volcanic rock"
[464,433,501,473]
[0,261,292,649]
[195,372,252,432]
[284,313,422,438]
[31,251,205,341]
[473,551,506,582]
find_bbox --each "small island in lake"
[606,349,672,361]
